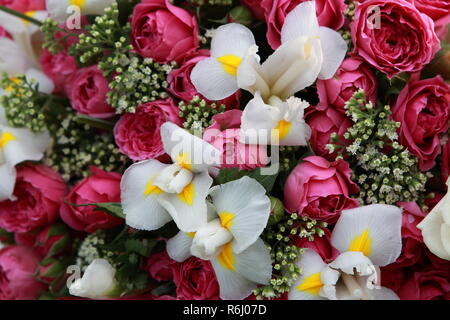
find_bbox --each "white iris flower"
[46,0,116,22]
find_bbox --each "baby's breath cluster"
[107,53,175,113]
[279,146,304,172]
[254,213,327,299]
[44,108,128,181]
[178,96,226,132]
[76,230,118,272]
[344,0,356,21]
[41,18,71,54]
[0,73,51,132]
[327,89,427,205]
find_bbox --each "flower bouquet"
[0,0,448,301]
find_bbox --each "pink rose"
[35,224,72,257]
[397,269,450,300]
[292,228,339,263]
[381,268,405,293]
[167,50,241,109]
[441,136,450,181]
[351,0,440,77]
[131,0,199,64]
[146,251,176,282]
[69,65,115,119]
[0,164,66,233]
[114,99,182,161]
[0,0,45,12]
[203,110,268,170]
[305,104,352,160]
[391,74,450,171]
[0,245,46,300]
[172,257,220,300]
[240,0,265,20]
[262,0,347,49]
[316,57,377,114]
[60,167,123,232]
[414,0,450,39]
[284,156,359,223]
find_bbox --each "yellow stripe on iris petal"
[348,229,372,257]
[296,272,323,295]
[0,132,16,149]
[217,55,242,76]
[178,182,195,206]
[176,152,193,171]
[218,242,235,272]
[272,120,291,141]
[21,11,36,25]
[70,0,86,8]
[219,212,234,231]
[187,232,196,238]
[143,179,163,196]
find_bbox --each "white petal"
[69,259,118,299]
[236,49,270,98]
[288,248,327,300]
[280,1,320,44]
[46,0,71,22]
[83,0,116,15]
[233,238,272,285]
[331,204,403,267]
[120,160,173,231]
[25,69,55,94]
[211,255,257,300]
[190,57,239,101]
[317,27,347,80]
[329,251,375,276]
[368,287,399,300]
[0,164,16,202]
[160,122,221,172]
[210,23,256,58]
[209,176,271,253]
[157,171,212,232]
[277,97,311,146]
[0,38,31,75]
[166,231,194,263]
[441,223,450,259]
[47,0,115,22]
[191,219,233,260]
[0,11,27,35]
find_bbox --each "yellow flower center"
[217,55,242,76]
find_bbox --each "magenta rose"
[167,50,241,109]
[262,0,347,49]
[305,104,352,160]
[391,74,450,171]
[146,251,176,282]
[284,156,359,223]
[203,110,268,170]
[41,50,77,96]
[316,57,377,114]
[0,245,46,300]
[0,164,66,233]
[172,256,220,300]
[131,0,199,64]
[114,99,182,161]
[397,269,450,300]
[442,136,450,181]
[414,0,450,39]
[351,0,440,77]
[0,0,45,11]
[60,167,123,233]
[69,65,115,118]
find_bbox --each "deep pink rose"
[0,0,45,11]
[284,156,359,223]
[167,50,241,109]
[351,0,440,77]
[305,104,352,160]
[391,74,450,171]
[131,0,199,64]
[69,65,115,118]
[397,269,450,300]
[316,57,377,114]
[172,256,220,300]
[60,167,123,233]
[381,268,405,294]
[0,245,46,300]
[414,0,450,39]
[240,0,265,20]
[35,224,71,257]
[146,251,176,282]
[441,136,450,181]
[203,110,268,170]
[0,164,66,233]
[262,0,347,49]
[292,228,339,263]
[114,99,182,161]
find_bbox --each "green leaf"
[215,167,279,193]
[73,114,115,130]
[151,282,176,297]
[125,239,156,257]
[65,201,125,219]
[46,235,70,258]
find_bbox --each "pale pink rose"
[414,0,450,39]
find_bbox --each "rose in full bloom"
[60,167,123,233]
[0,164,66,233]
[172,256,220,300]
[391,74,450,171]
[316,57,377,114]
[167,50,241,109]
[146,251,176,282]
[0,245,46,300]
[305,104,352,160]
[131,0,199,64]
[397,269,450,300]
[351,0,440,77]
[414,0,450,38]
[284,156,359,223]
[262,0,347,49]
[114,99,182,161]
[203,110,268,170]
[0,0,45,12]
[69,65,115,119]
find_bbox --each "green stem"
[0,5,43,26]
